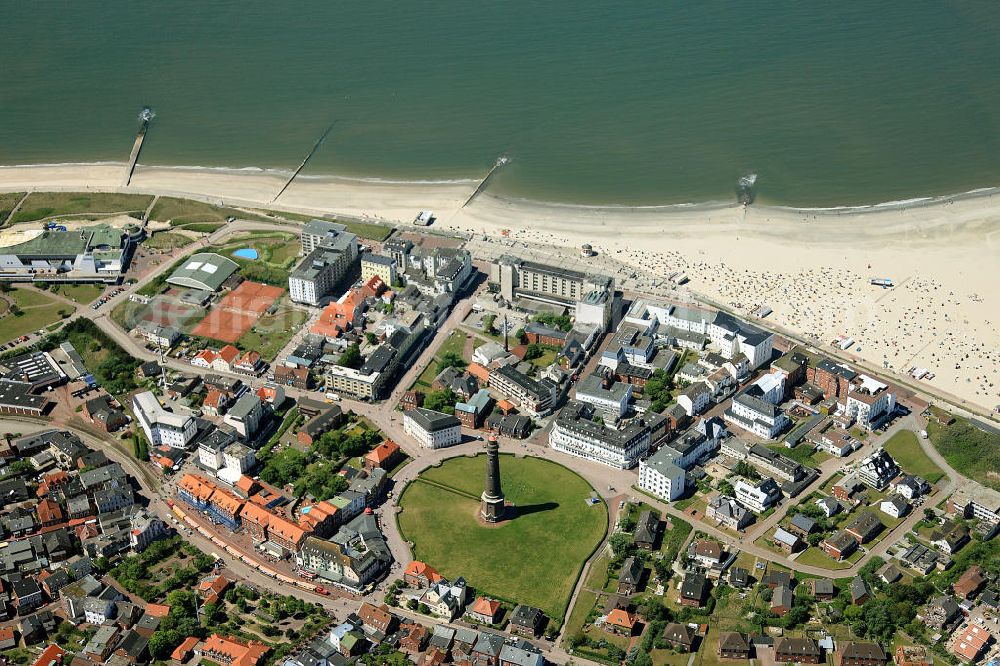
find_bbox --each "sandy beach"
[1,162,998,413]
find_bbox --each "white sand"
[1,162,998,413]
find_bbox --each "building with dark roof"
[403,408,462,449]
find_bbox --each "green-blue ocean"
[2,1,999,207]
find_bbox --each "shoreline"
[0,161,997,414]
[4,161,1000,213]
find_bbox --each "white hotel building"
[133,391,197,449]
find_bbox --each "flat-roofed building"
[0,223,142,283]
[290,222,359,306]
[133,391,196,449]
[166,253,239,292]
[575,374,632,421]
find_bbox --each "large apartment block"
[132,391,197,449]
[489,255,614,330]
[550,400,665,469]
[289,221,359,306]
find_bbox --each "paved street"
[2,215,972,665]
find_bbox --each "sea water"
[1,1,999,207]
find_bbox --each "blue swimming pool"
[233,248,258,260]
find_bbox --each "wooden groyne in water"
[462,156,508,208]
[271,122,335,203]
[123,122,148,186]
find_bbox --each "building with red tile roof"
[202,390,229,416]
[605,609,637,635]
[951,625,992,662]
[237,502,272,542]
[36,499,63,527]
[466,597,502,625]
[145,603,170,617]
[298,501,339,538]
[311,290,364,338]
[192,350,219,368]
[201,635,270,666]
[363,440,402,471]
[178,473,218,509]
[201,634,271,666]
[197,574,232,605]
[265,514,308,553]
[466,363,491,385]
[32,644,65,666]
[255,386,283,405]
[234,475,259,497]
[171,637,201,662]
[403,561,443,588]
[953,565,986,599]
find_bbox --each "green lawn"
[151,196,268,226]
[0,192,25,224]
[398,455,607,623]
[11,192,152,224]
[927,417,998,490]
[794,546,860,570]
[436,330,469,360]
[236,305,309,361]
[0,288,69,342]
[882,430,945,483]
[260,209,394,241]
[50,283,105,304]
[145,231,194,249]
[767,442,823,468]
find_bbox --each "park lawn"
[882,430,944,483]
[12,192,152,223]
[0,288,68,341]
[51,283,104,304]
[145,231,194,249]
[151,196,268,226]
[929,418,1000,490]
[399,455,607,623]
[437,330,469,361]
[260,209,394,241]
[767,443,823,468]
[0,192,25,224]
[236,304,308,361]
[794,546,861,570]
[528,347,560,368]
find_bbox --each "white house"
[575,374,632,422]
[222,443,256,474]
[638,448,686,502]
[403,408,462,449]
[677,381,710,417]
[879,495,910,519]
[734,477,782,514]
[857,447,900,489]
[843,374,896,431]
[891,475,930,500]
[724,391,790,439]
[815,497,841,518]
[132,391,197,449]
[706,495,753,530]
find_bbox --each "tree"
[366,332,378,345]
[423,388,457,414]
[733,461,760,481]
[338,343,362,369]
[717,479,735,497]
[609,533,636,559]
[524,344,544,361]
[10,304,22,317]
[436,351,467,373]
